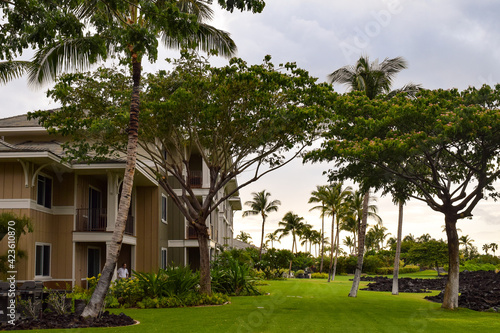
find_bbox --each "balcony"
[186,226,197,240]
[76,208,134,235]
[188,170,202,188]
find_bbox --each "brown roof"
[0,114,43,128]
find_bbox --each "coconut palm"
[490,243,498,256]
[418,233,432,243]
[403,234,416,242]
[310,230,322,257]
[276,212,306,274]
[265,230,280,250]
[482,244,490,255]
[309,185,330,272]
[459,235,475,260]
[343,236,355,255]
[329,55,418,298]
[320,183,352,282]
[243,190,281,260]
[370,224,390,251]
[236,231,253,244]
[299,224,314,254]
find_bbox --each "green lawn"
[27,276,499,333]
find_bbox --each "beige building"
[0,114,241,288]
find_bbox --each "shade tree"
[307,84,500,309]
[34,53,327,296]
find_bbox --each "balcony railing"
[188,170,202,188]
[186,226,197,239]
[76,208,134,235]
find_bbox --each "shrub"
[133,269,169,298]
[163,266,199,297]
[311,272,328,279]
[211,257,260,295]
[362,255,384,275]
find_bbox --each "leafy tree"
[307,84,500,309]
[34,53,326,296]
[236,231,253,244]
[417,233,432,243]
[406,240,448,276]
[243,190,281,260]
[318,55,418,298]
[4,0,264,317]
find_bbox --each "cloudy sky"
[2,0,500,253]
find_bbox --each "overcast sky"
[2,0,500,254]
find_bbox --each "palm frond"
[160,23,236,58]
[27,37,110,86]
[176,0,214,22]
[0,61,30,84]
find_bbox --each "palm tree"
[265,230,280,250]
[482,244,490,255]
[310,230,322,257]
[329,55,418,298]
[490,243,498,256]
[236,231,253,244]
[243,190,281,260]
[343,236,355,255]
[309,185,329,272]
[418,233,432,243]
[276,212,306,274]
[403,234,416,242]
[299,224,314,254]
[459,235,474,260]
[371,224,390,250]
[321,183,352,282]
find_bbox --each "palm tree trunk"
[442,214,460,309]
[332,218,340,281]
[82,57,141,318]
[328,214,335,282]
[320,211,325,273]
[349,191,369,297]
[259,216,266,261]
[392,201,403,295]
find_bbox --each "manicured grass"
[29,276,499,332]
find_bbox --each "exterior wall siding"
[135,186,159,273]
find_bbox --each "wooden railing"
[76,208,134,235]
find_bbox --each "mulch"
[0,311,136,331]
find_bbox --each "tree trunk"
[392,201,403,295]
[327,214,335,282]
[332,219,340,281]
[196,222,212,295]
[82,57,141,318]
[259,217,266,261]
[320,211,325,273]
[349,191,369,297]
[442,214,460,309]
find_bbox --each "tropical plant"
[491,243,498,256]
[243,190,281,260]
[459,235,475,260]
[417,233,432,243]
[276,212,306,274]
[482,243,490,255]
[265,231,280,250]
[343,236,355,255]
[236,231,253,244]
[308,185,329,272]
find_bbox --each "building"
[0,113,241,288]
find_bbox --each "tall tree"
[3,0,265,317]
[319,55,417,297]
[35,53,326,297]
[307,84,500,309]
[459,235,475,260]
[308,185,328,272]
[392,201,404,295]
[482,243,490,255]
[243,190,281,260]
[276,212,306,274]
[265,230,280,249]
[491,243,498,256]
[236,231,253,244]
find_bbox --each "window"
[161,195,167,223]
[37,175,52,208]
[161,248,168,270]
[35,243,51,277]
